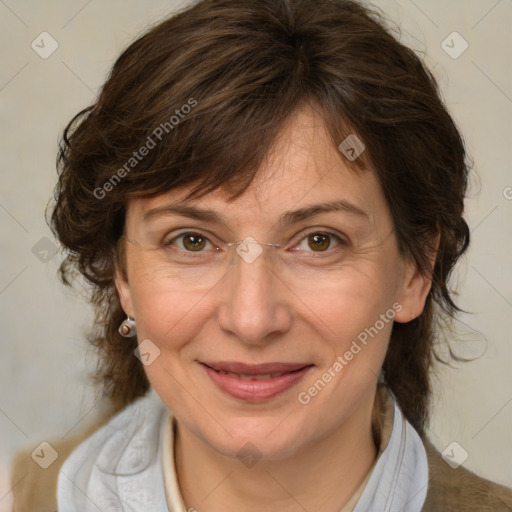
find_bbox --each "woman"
[14,0,512,510]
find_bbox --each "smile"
[214,370,289,380]
[199,362,314,402]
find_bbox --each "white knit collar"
[352,397,429,511]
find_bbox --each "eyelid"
[290,230,348,255]
[291,227,349,246]
[162,229,222,247]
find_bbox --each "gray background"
[1,0,511,508]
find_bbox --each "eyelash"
[162,229,348,258]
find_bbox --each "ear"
[114,244,134,318]
[394,232,440,323]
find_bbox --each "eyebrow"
[143,199,370,226]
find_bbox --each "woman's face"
[116,106,431,461]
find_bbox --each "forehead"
[126,107,390,230]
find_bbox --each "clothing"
[10,385,512,511]
[54,384,427,511]
[57,389,170,511]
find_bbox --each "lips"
[212,371,288,380]
[202,361,310,375]
[200,361,313,401]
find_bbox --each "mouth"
[199,361,314,401]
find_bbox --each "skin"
[115,105,435,512]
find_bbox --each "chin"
[212,434,301,463]
[199,414,310,462]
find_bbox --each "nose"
[216,244,293,346]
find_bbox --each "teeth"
[217,370,285,380]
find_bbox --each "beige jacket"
[10,406,512,512]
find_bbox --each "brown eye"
[182,233,207,251]
[307,233,332,252]
[294,231,344,255]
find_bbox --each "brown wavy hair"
[49,0,470,435]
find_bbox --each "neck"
[174,388,381,512]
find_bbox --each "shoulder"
[57,389,169,510]
[10,417,108,512]
[422,437,512,512]
[10,390,168,512]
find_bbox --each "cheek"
[129,279,210,400]
[293,263,402,397]
[297,262,400,333]
[128,270,210,351]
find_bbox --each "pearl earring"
[119,316,137,337]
